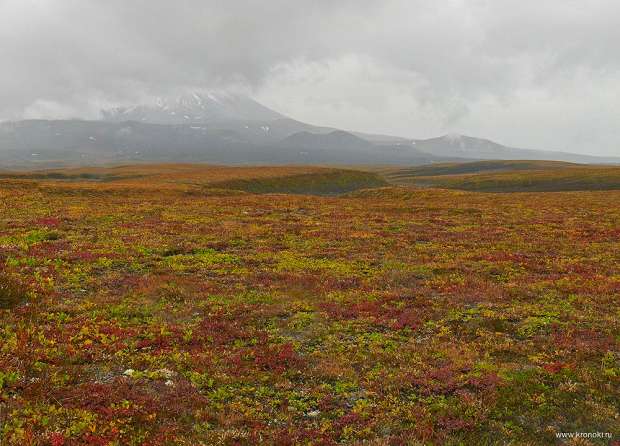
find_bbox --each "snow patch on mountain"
[444,133,462,142]
[101,91,285,125]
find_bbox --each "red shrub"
[49,432,66,446]
[542,362,570,374]
[253,343,302,373]
[35,217,61,227]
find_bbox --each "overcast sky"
[1,0,619,155]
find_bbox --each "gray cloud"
[1,0,619,155]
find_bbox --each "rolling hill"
[384,160,620,192]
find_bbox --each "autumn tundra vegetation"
[0,162,619,445]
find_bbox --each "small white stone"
[157,368,176,379]
[123,369,135,377]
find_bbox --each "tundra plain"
[1,163,619,445]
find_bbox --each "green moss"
[517,313,560,338]
[164,248,240,271]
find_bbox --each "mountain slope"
[274,130,458,165]
[280,130,375,151]
[0,120,446,167]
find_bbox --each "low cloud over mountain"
[1,93,618,168]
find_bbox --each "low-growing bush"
[0,272,27,309]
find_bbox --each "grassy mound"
[418,167,620,192]
[211,169,387,195]
[385,160,577,180]
[0,273,27,310]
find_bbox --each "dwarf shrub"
[0,273,27,309]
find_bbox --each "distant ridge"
[411,134,619,164]
[1,92,618,168]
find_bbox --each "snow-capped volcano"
[101,91,285,125]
